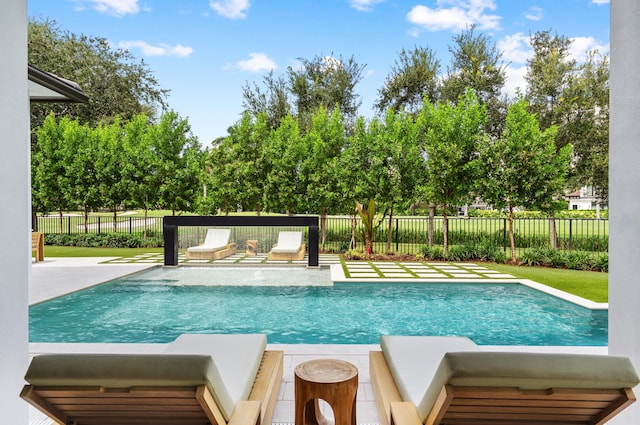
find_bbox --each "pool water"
[29,267,607,346]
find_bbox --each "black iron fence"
[36,215,609,255]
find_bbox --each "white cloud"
[497,33,531,64]
[523,6,543,21]
[210,0,250,19]
[75,0,142,16]
[407,0,501,33]
[502,64,527,98]
[569,36,609,62]
[118,40,194,57]
[235,53,277,72]
[349,0,385,12]
[591,0,609,4]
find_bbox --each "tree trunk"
[386,205,393,253]
[350,213,357,250]
[548,211,558,250]
[113,207,118,233]
[320,208,327,250]
[143,208,148,241]
[508,204,516,262]
[442,208,449,256]
[428,203,435,246]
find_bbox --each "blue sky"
[28,0,610,145]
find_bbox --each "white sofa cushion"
[381,335,477,421]
[270,231,302,253]
[187,229,230,253]
[163,333,267,419]
[381,335,640,423]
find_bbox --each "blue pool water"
[29,267,607,346]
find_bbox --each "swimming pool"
[29,267,607,346]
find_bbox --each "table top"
[295,359,358,384]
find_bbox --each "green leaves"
[28,18,168,129]
[355,199,384,254]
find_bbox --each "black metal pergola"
[163,215,320,267]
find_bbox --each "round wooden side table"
[294,359,358,425]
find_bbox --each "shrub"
[43,232,163,248]
[421,245,444,260]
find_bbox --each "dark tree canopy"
[375,46,440,113]
[28,18,169,130]
[440,25,506,105]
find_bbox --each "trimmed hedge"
[44,232,163,248]
[519,248,608,272]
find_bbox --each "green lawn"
[43,246,163,257]
[483,262,608,303]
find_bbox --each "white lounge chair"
[267,231,305,261]
[186,228,236,260]
[21,334,283,425]
[370,335,639,425]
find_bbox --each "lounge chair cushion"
[24,333,267,422]
[163,333,267,420]
[381,335,478,421]
[270,231,302,254]
[187,228,231,253]
[382,336,640,423]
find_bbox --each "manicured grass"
[483,263,608,303]
[43,246,163,258]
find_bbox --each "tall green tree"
[478,99,572,262]
[95,118,131,231]
[63,119,102,233]
[227,112,271,214]
[525,30,576,139]
[32,114,75,231]
[241,71,291,130]
[262,115,304,214]
[375,46,440,113]
[287,54,366,131]
[561,51,609,202]
[300,107,347,248]
[440,25,507,136]
[338,117,387,250]
[199,141,238,215]
[376,108,425,251]
[28,18,168,130]
[148,111,203,214]
[121,115,157,237]
[418,89,487,255]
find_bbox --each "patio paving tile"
[349,272,380,278]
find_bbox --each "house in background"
[566,186,606,211]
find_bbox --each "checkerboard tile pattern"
[342,261,515,279]
[102,252,342,266]
[103,255,514,280]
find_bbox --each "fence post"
[129,217,132,234]
[98,216,101,234]
[395,218,399,253]
[569,219,573,250]
[503,218,507,253]
[67,217,71,235]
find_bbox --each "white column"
[0,0,29,424]
[610,1,640,424]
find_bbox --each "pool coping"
[329,264,608,311]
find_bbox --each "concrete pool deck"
[28,257,608,425]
